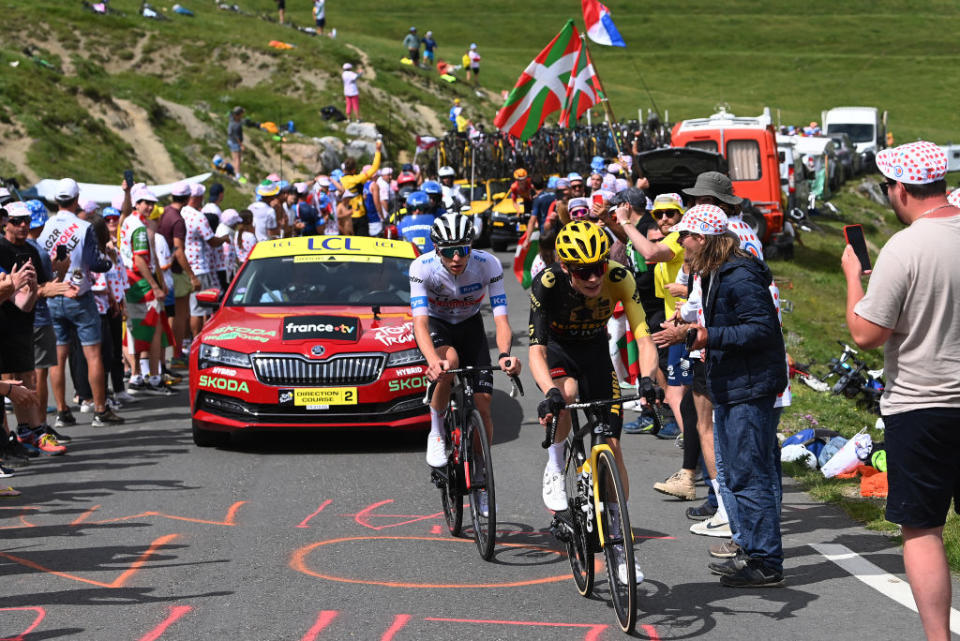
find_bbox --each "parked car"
[189,236,429,447]
[775,135,811,216]
[670,107,785,244]
[821,106,888,171]
[825,132,862,179]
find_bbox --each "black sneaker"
[1,434,30,465]
[147,381,175,396]
[55,410,77,428]
[127,379,149,395]
[708,551,747,576]
[686,500,717,521]
[92,409,125,427]
[720,560,784,588]
[42,425,72,444]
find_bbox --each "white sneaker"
[426,434,447,467]
[616,553,646,584]
[79,400,95,414]
[690,513,732,538]
[115,391,137,404]
[542,466,568,511]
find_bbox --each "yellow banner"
[294,387,358,406]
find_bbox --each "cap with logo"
[670,204,729,236]
[876,140,948,185]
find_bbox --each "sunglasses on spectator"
[7,217,29,226]
[880,180,896,197]
[569,207,590,220]
[438,245,471,259]
[651,208,681,220]
[677,230,692,241]
[569,262,606,280]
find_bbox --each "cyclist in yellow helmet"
[528,221,660,512]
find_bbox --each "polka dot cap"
[670,204,728,236]
[948,188,960,208]
[876,141,948,185]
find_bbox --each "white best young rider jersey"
[409,249,508,323]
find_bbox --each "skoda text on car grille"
[189,236,429,447]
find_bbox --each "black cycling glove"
[639,376,664,405]
[537,387,566,419]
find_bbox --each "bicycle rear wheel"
[596,448,637,633]
[440,416,463,536]
[564,444,594,596]
[465,409,496,560]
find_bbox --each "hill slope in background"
[0,0,958,191]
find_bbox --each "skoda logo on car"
[311,345,325,357]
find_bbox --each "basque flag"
[581,0,626,47]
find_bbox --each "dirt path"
[156,97,215,141]
[344,43,376,80]
[0,121,39,185]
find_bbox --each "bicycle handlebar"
[540,396,642,449]
[421,365,524,404]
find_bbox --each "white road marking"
[813,543,960,635]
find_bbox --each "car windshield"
[826,123,873,143]
[227,255,413,307]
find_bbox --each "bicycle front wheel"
[564,444,594,596]
[596,448,637,633]
[466,409,496,560]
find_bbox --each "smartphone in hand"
[124,169,135,186]
[843,224,871,273]
[55,244,68,261]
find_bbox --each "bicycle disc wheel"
[564,445,594,596]
[466,409,496,560]
[596,449,637,633]
[440,417,463,536]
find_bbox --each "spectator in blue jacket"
[678,204,788,588]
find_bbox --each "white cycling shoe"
[617,557,646,584]
[426,434,447,467]
[542,466,568,511]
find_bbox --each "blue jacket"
[703,255,787,405]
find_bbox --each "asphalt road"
[2,248,957,640]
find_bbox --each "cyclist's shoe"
[686,499,717,521]
[92,409,125,427]
[426,434,447,467]
[613,546,645,584]
[709,539,741,559]
[477,490,489,518]
[653,469,696,500]
[55,409,77,428]
[542,466,568,512]
[720,559,784,588]
[690,513,731,538]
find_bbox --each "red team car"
[189,236,430,446]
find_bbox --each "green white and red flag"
[512,228,540,289]
[494,20,581,141]
[558,37,603,127]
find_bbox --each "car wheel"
[193,419,226,448]
[741,209,768,244]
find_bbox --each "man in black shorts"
[843,141,960,641]
[528,222,659,513]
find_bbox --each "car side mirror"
[196,288,223,309]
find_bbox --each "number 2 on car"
[294,388,358,406]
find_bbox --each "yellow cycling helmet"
[555,221,610,266]
[513,168,528,180]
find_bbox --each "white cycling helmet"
[431,213,475,247]
[438,165,456,178]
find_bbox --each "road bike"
[543,394,659,633]
[428,366,523,560]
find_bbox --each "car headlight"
[198,343,252,369]
[385,348,426,368]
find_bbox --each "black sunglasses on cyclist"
[438,245,471,259]
[880,180,896,197]
[651,208,681,221]
[569,262,606,280]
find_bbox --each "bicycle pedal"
[430,468,447,488]
[549,512,574,542]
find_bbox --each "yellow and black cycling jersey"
[529,261,649,346]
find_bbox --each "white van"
[820,106,887,169]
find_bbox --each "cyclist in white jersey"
[410,213,521,467]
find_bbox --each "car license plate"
[493,221,504,227]
[294,388,358,406]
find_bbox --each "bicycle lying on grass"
[544,394,661,633]
[428,366,523,561]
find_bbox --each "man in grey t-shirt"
[842,141,960,641]
[227,106,244,179]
